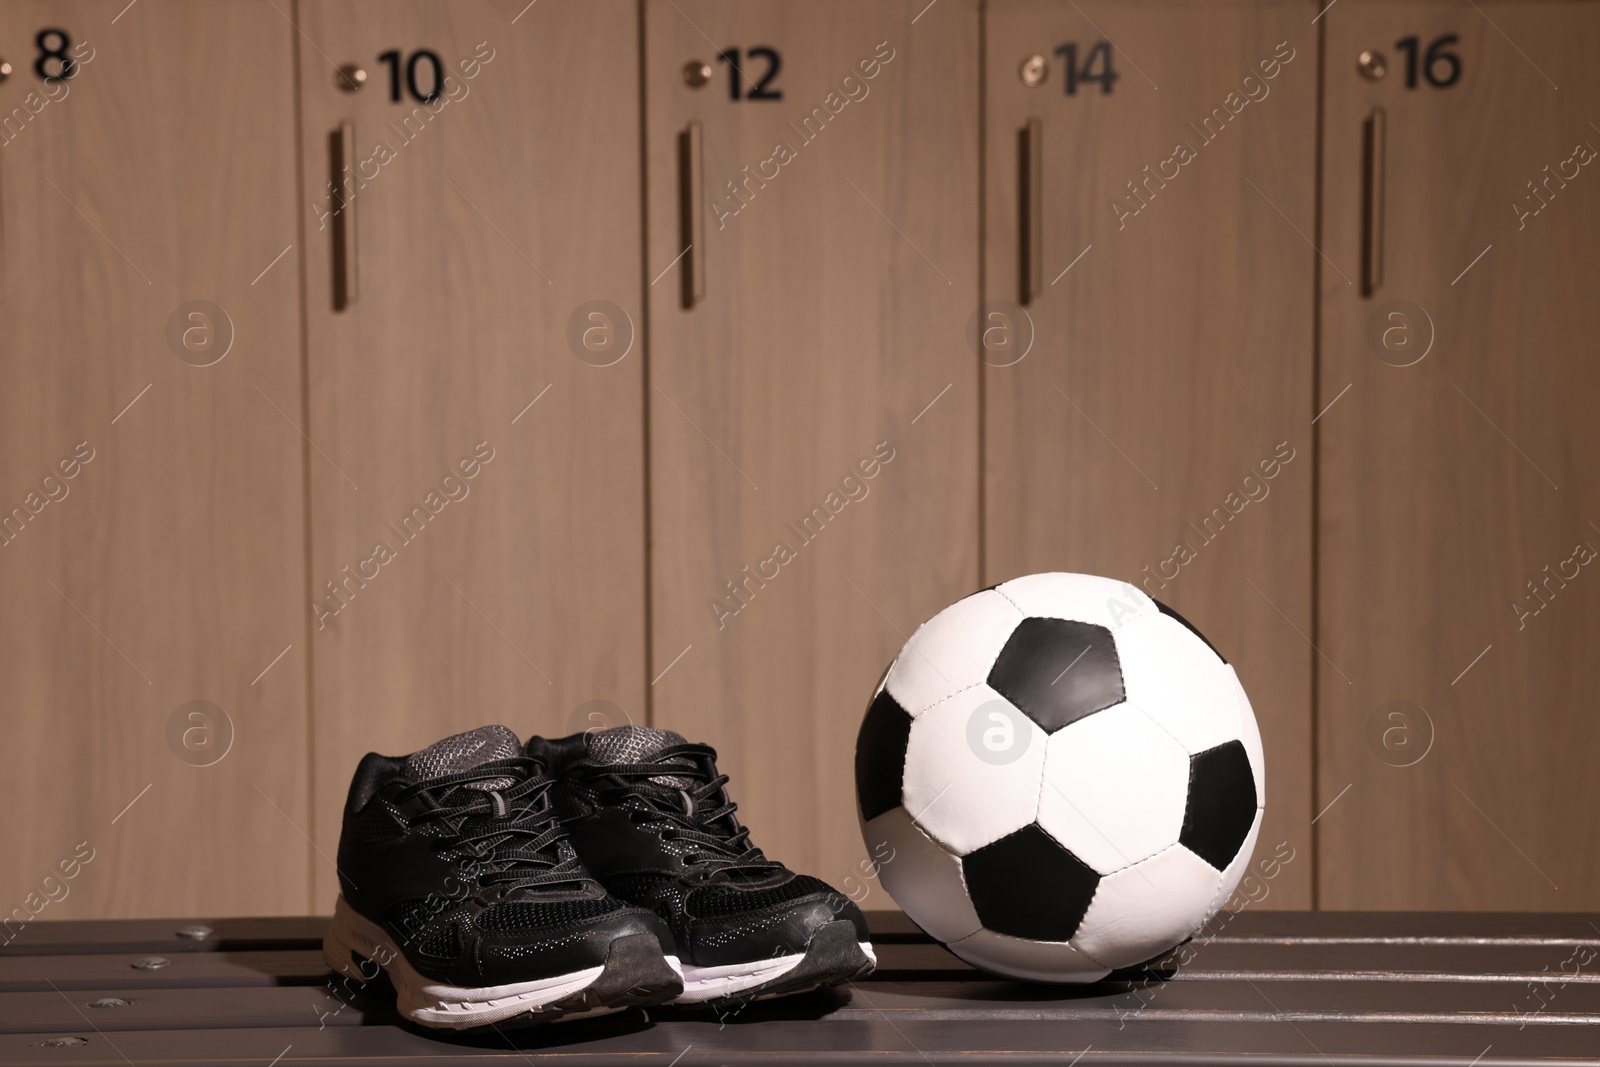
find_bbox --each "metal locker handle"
[1361,107,1385,297]
[1019,118,1043,305]
[678,120,705,310]
[331,120,357,310]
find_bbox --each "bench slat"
[2,977,1595,1035]
[1,917,326,956]
[4,941,1596,992]
[2,1017,1593,1066]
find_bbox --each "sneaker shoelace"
[394,757,589,895]
[575,743,777,883]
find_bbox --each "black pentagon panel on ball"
[855,689,914,821]
[986,618,1124,733]
[1179,740,1258,870]
[1153,598,1226,663]
[961,824,1100,941]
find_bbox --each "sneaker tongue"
[586,725,694,788]
[400,725,522,790]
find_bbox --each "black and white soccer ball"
[855,572,1264,982]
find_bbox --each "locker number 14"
[1054,41,1118,95]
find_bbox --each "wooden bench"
[3,911,1596,1064]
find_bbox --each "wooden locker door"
[0,1,309,916]
[1319,1,1600,908]
[984,0,1317,906]
[644,1,979,890]
[296,0,647,907]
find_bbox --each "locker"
[983,0,1318,906]
[643,0,980,890]
[1318,0,1600,908]
[0,0,309,915]
[295,0,648,907]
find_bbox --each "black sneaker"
[323,725,683,1029]
[530,726,876,1009]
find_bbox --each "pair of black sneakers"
[324,724,874,1030]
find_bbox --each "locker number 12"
[716,47,783,101]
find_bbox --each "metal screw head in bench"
[131,956,170,970]
[87,998,131,1008]
[176,924,213,941]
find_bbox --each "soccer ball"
[855,572,1264,982]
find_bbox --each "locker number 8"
[35,29,77,80]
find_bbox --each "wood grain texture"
[0,1,310,918]
[295,0,648,908]
[983,0,1318,907]
[1318,0,1600,909]
[643,0,981,897]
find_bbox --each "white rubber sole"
[675,938,877,1004]
[323,896,683,1029]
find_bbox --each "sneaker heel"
[322,897,387,983]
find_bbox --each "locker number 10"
[378,48,445,103]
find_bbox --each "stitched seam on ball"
[911,679,986,721]
[907,804,969,862]
[1228,665,1255,749]
[904,672,1026,842]
[1033,748,1052,843]
[995,584,1129,721]
[904,589,1027,713]
[892,661,986,717]
[1109,654,1129,718]
[900,812,984,941]
[993,587,1028,619]
[947,838,985,942]
[1071,936,1113,970]
[1122,612,1220,754]
[994,583,1143,630]
[1103,614,1137,713]
[1121,697,1192,760]
[1098,838,1183,880]
[1070,838,1191,971]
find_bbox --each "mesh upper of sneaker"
[685,874,835,919]
[399,724,522,790]
[575,727,848,923]
[377,727,624,943]
[586,725,695,788]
